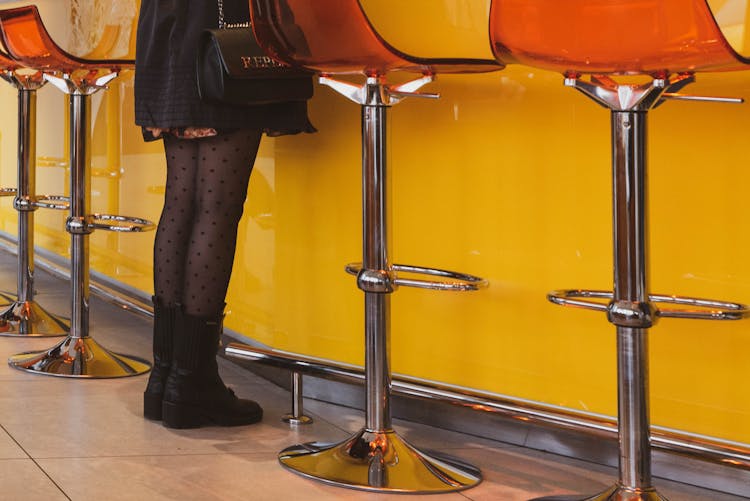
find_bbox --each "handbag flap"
[203,28,294,77]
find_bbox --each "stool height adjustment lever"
[661,93,743,103]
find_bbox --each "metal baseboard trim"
[225,342,750,498]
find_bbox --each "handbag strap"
[217,0,250,29]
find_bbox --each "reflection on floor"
[0,250,745,500]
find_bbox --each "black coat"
[134,0,314,137]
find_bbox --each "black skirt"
[134,0,315,139]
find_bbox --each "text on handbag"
[240,56,286,69]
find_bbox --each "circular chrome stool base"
[8,336,150,378]
[282,414,313,425]
[278,428,481,493]
[533,484,668,501]
[0,301,68,337]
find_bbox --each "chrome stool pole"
[9,72,154,378]
[0,69,68,336]
[540,75,748,501]
[610,106,655,499]
[279,76,486,493]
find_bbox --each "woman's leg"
[145,134,200,420]
[162,129,265,429]
[181,129,262,316]
[154,135,203,302]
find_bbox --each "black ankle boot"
[143,297,175,420]
[161,308,263,429]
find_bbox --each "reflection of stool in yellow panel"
[83,24,120,60]
[359,0,496,59]
[0,5,154,378]
[490,1,750,500]
[0,41,68,336]
[245,0,499,493]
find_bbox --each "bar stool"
[489,1,750,500]
[0,43,69,336]
[0,6,155,378]
[247,0,500,493]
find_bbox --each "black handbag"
[195,1,313,106]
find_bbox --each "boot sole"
[143,392,163,421]
[162,401,263,429]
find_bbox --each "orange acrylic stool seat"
[489,1,750,500]
[0,38,69,337]
[251,0,500,76]
[0,6,154,379]
[490,0,750,77]
[0,5,131,76]
[230,0,501,494]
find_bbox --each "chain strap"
[217,0,250,29]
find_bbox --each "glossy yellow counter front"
[0,1,747,447]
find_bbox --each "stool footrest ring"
[0,188,15,197]
[89,213,155,233]
[33,195,70,211]
[548,289,748,321]
[346,263,487,291]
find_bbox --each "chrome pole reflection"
[611,110,654,494]
[362,86,391,433]
[17,88,35,309]
[69,93,90,341]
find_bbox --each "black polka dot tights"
[155,129,262,317]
